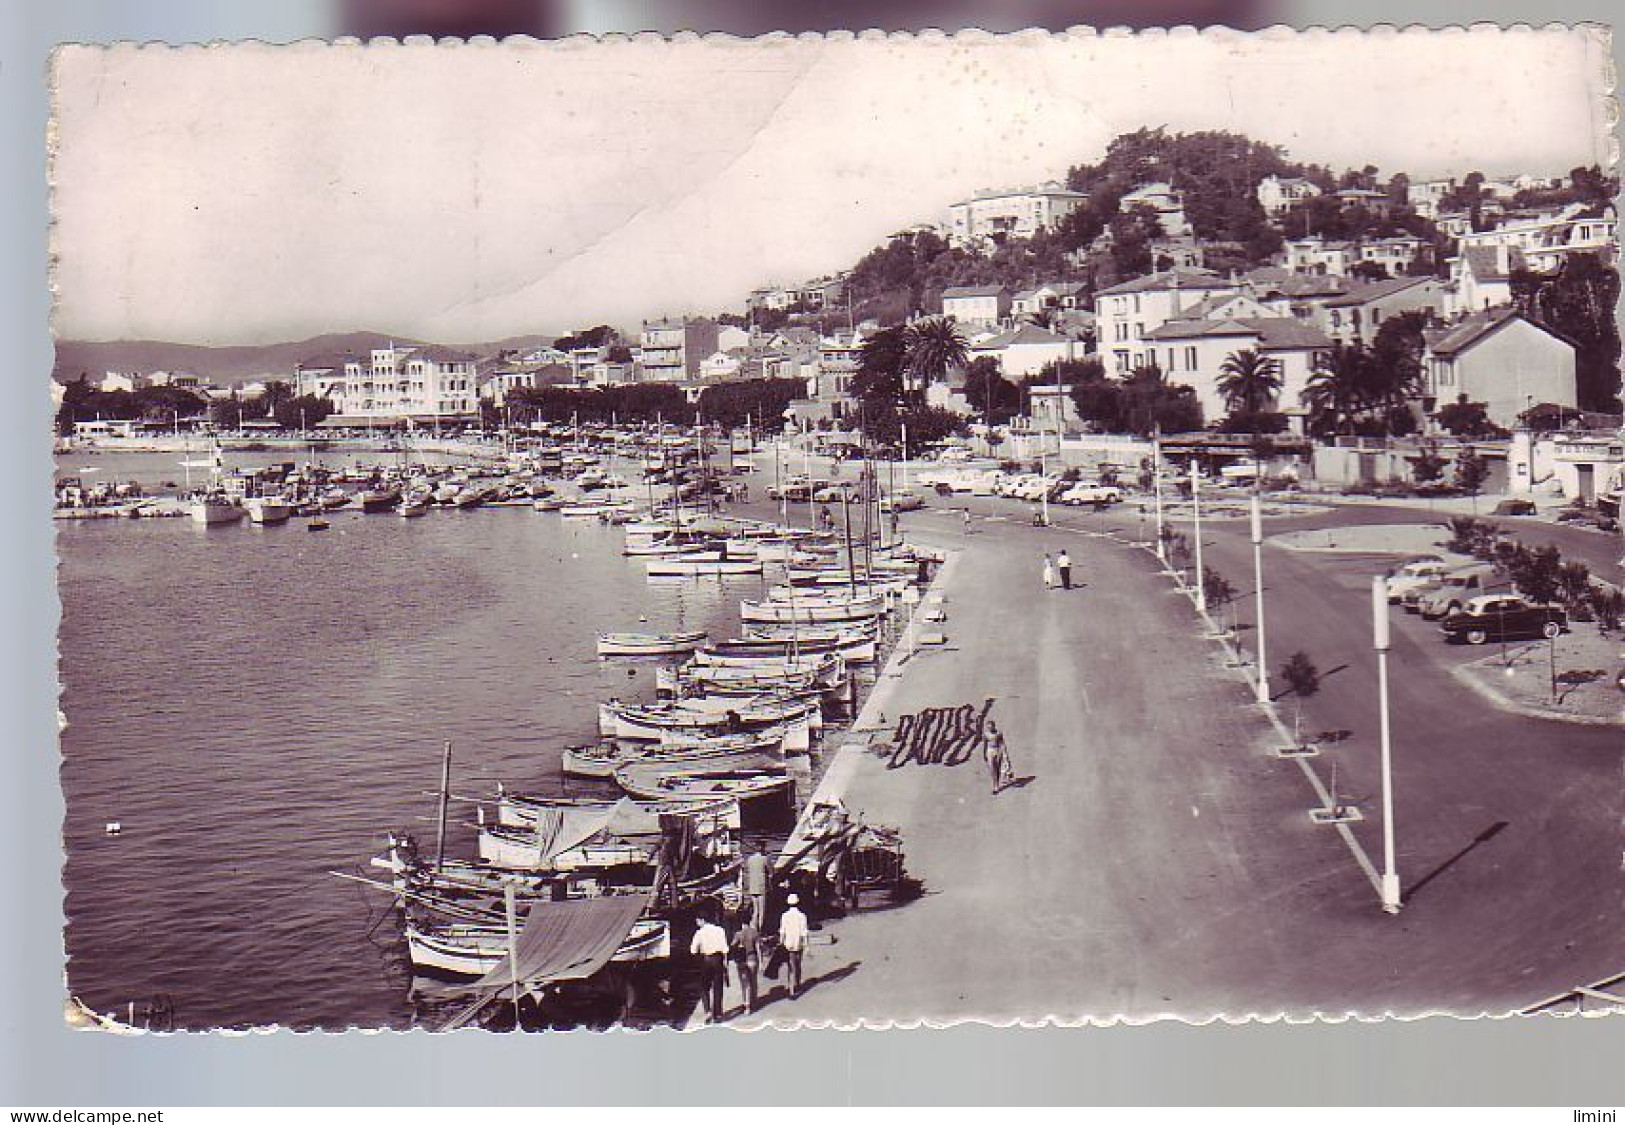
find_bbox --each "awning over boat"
[528,802,623,861]
[440,892,651,1030]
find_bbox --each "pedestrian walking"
[689,911,730,1023]
[1042,553,1056,590]
[889,511,901,540]
[740,841,770,927]
[1056,549,1073,590]
[962,508,973,534]
[983,719,1016,794]
[729,906,761,1015]
[778,893,809,998]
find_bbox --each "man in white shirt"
[690,914,729,1023]
[778,893,809,998]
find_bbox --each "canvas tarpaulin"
[440,892,652,1030]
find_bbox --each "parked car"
[1060,484,1123,507]
[812,483,856,503]
[1419,566,1499,620]
[880,489,924,512]
[1383,557,1450,603]
[1439,596,1568,645]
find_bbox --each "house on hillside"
[1421,308,1577,429]
[943,182,1088,249]
[1357,237,1429,276]
[1244,270,1359,322]
[1445,245,1527,316]
[1256,175,1320,218]
[941,285,1011,329]
[1406,179,1455,220]
[1142,316,1333,423]
[967,324,1078,379]
[1094,268,1240,375]
[1316,276,1447,346]
[1011,281,1087,319]
[1284,237,1357,277]
[1335,187,1392,215]
[1118,182,1190,238]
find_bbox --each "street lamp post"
[1191,460,1206,610]
[1251,493,1269,704]
[1372,575,1402,914]
[1153,427,1166,564]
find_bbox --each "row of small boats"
[355,496,935,998]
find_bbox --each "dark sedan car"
[1439,595,1568,645]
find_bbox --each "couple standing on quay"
[1041,550,1075,591]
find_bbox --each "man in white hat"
[777,893,809,998]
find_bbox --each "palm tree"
[1302,345,1366,437]
[901,316,970,403]
[1216,349,1283,420]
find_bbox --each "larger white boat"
[243,496,293,525]
[190,494,244,526]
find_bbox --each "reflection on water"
[57,468,771,1029]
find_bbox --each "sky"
[50,25,1613,346]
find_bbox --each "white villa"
[943,182,1089,248]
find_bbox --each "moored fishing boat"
[493,787,746,829]
[709,630,877,664]
[595,630,708,658]
[738,595,883,624]
[559,739,782,780]
[406,918,671,979]
[612,763,794,804]
[400,494,431,518]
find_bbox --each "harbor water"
[56,451,806,1029]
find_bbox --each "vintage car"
[1439,595,1568,645]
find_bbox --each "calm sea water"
[56,452,775,1029]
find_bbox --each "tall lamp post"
[1251,493,1269,703]
[1372,575,1402,914]
[1152,426,1166,564]
[1191,460,1205,610]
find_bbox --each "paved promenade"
[732,503,1622,1028]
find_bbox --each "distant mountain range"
[51,331,559,386]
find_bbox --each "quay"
[730,491,1623,1027]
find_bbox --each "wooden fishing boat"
[406,918,671,979]
[560,740,783,780]
[709,631,877,664]
[656,657,841,697]
[597,698,816,745]
[532,496,567,511]
[493,788,743,830]
[595,630,708,658]
[739,596,883,624]
[613,764,794,804]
